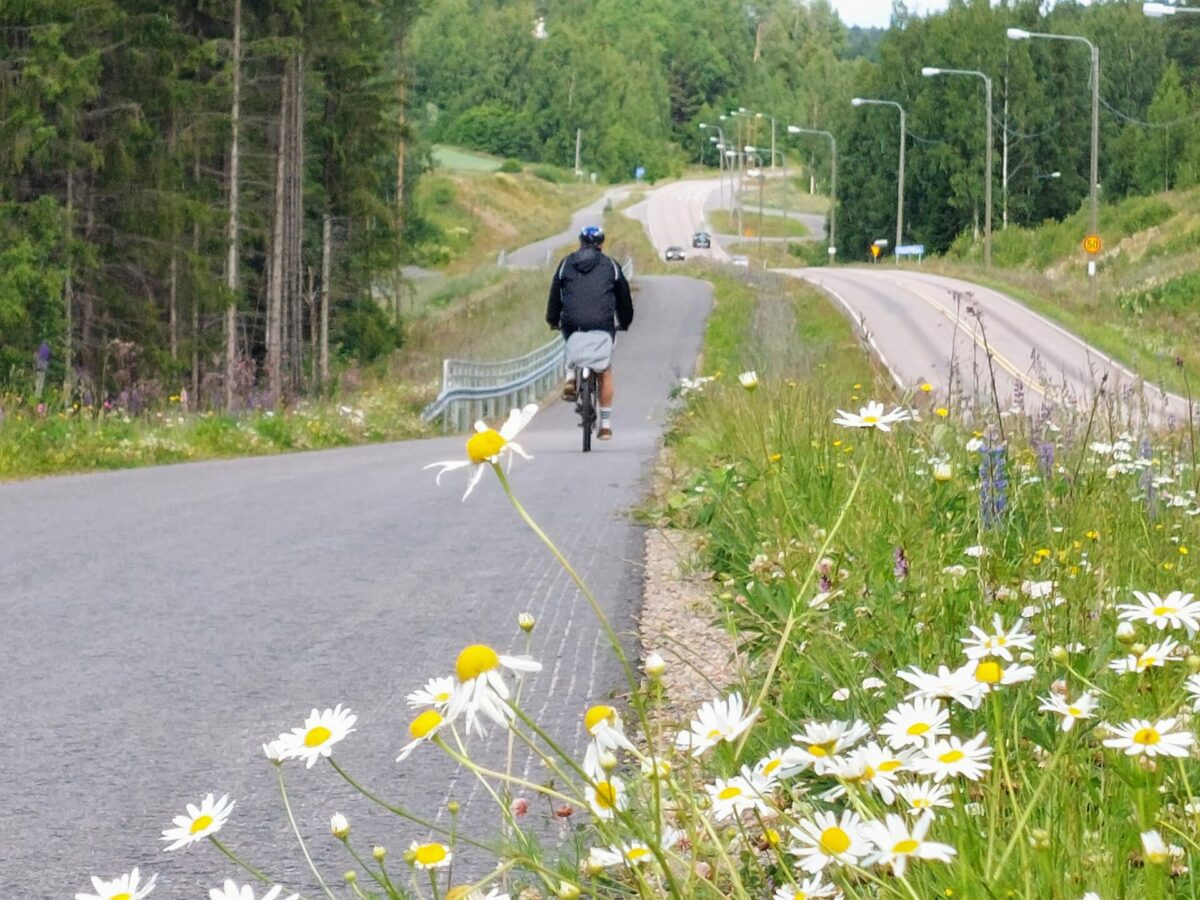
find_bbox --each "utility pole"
[574,128,582,177]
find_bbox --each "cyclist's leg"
[597,367,614,438]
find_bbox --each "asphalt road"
[782,267,1185,422]
[626,179,730,263]
[0,275,711,895]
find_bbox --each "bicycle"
[574,365,600,452]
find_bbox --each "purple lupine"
[1035,440,1055,480]
[34,342,50,372]
[980,442,1009,528]
[893,546,909,580]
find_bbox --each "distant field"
[432,145,504,172]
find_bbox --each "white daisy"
[588,841,660,869]
[705,770,773,822]
[446,644,541,735]
[832,400,911,432]
[861,812,956,877]
[1139,829,1184,864]
[406,676,456,710]
[409,841,452,870]
[789,719,871,774]
[1102,717,1195,758]
[878,698,950,750]
[1185,673,1200,710]
[755,748,804,783]
[788,809,869,873]
[277,704,357,768]
[76,868,157,900]
[1108,637,1179,675]
[398,708,450,761]
[583,705,637,778]
[739,370,759,390]
[895,781,954,817]
[896,662,987,710]
[960,614,1035,661]
[911,733,993,782]
[675,692,759,757]
[208,884,298,900]
[830,742,910,804]
[161,793,235,851]
[1118,591,1200,636]
[1038,692,1098,732]
[424,404,537,500]
[971,657,1036,693]
[586,776,627,820]
[773,876,840,899]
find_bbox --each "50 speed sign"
[1083,234,1103,255]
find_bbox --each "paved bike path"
[0,275,711,894]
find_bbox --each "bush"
[335,299,405,364]
[426,177,456,206]
[530,164,570,184]
[446,104,536,159]
[498,159,522,173]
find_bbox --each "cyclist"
[546,225,633,440]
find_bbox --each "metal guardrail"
[421,258,634,430]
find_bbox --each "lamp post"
[731,109,752,236]
[1145,2,1200,15]
[755,112,779,168]
[1009,27,1100,276]
[851,97,907,254]
[787,125,838,262]
[1037,170,1062,181]
[700,123,727,207]
[922,67,993,269]
[745,146,766,251]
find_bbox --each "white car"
[730,255,750,268]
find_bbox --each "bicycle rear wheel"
[581,371,594,452]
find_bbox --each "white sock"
[600,407,612,425]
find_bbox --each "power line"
[1099,94,1200,130]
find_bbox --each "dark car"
[692,231,711,249]
[665,246,686,261]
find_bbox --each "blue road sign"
[635,166,646,181]
[895,244,925,258]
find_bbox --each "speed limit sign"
[1083,234,1102,255]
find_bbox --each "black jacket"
[545,247,634,339]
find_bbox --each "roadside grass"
[939,186,1200,395]
[652,253,1200,895]
[431,144,505,172]
[740,175,831,214]
[709,209,809,239]
[414,166,603,273]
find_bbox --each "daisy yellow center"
[766,828,781,845]
[585,705,616,733]
[912,798,930,808]
[112,894,132,900]
[807,741,834,757]
[706,728,723,739]
[1153,606,1177,617]
[190,814,214,834]
[879,759,903,772]
[763,758,782,775]
[862,415,879,424]
[304,726,332,747]
[906,722,930,736]
[1068,706,1082,716]
[975,661,1002,684]
[445,889,472,900]
[1133,727,1161,746]
[410,709,444,739]
[626,846,651,862]
[456,644,501,680]
[466,429,506,464]
[819,826,851,854]
[434,691,451,703]
[1141,656,1157,667]
[893,839,920,854]
[718,786,743,800]
[939,749,965,764]
[415,843,448,866]
[593,782,618,810]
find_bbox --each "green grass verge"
[709,209,809,239]
[431,144,505,172]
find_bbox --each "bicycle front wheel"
[581,372,594,452]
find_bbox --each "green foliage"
[0,198,68,388]
[445,103,537,159]
[1117,270,1200,316]
[335,300,405,365]
[498,158,523,173]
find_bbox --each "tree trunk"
[290,52,305,394]
[169,251,178,361]
[224,0,242,409]
[266,58,289,402]
[192,154,201,401]
[63,167,75,400]
[320,214,330,384]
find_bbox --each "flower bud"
[518,612,536,632]
[344,871,358,884]
[1116,621,1136,643]
[1188,655,1200,673]
[372,845,387,862]
[738,371,759,391]
[447,800,460,815]
[932,462,952,482]
[598,750,618,772]
[1131,642,1148,657]
[330,813,350,839]
[1050,645,1068,662]
[644,651,666,680]
[1028,828,1050,850]
[558,882,582,899]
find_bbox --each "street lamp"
[922,66,994,269]
[1037,171,1062,180]
[787,125,838,262]
[730,109,753,236]
[1009,27,1100,276]
[701,123,728,208]
[851,97,907,254]
[755,112,779,168]
[745,145,767,250]
[1144,2,1200,15]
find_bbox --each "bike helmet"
[579,225,605,246]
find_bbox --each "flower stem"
[276,765,339,900]
[209,837,273,886]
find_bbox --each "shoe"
[562,383,577,402]
[598,426,612,440]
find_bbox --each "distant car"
[730,254,750,268]
[665,246,686,261]
[692,231,711,249]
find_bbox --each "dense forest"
[5,0,1200,406]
